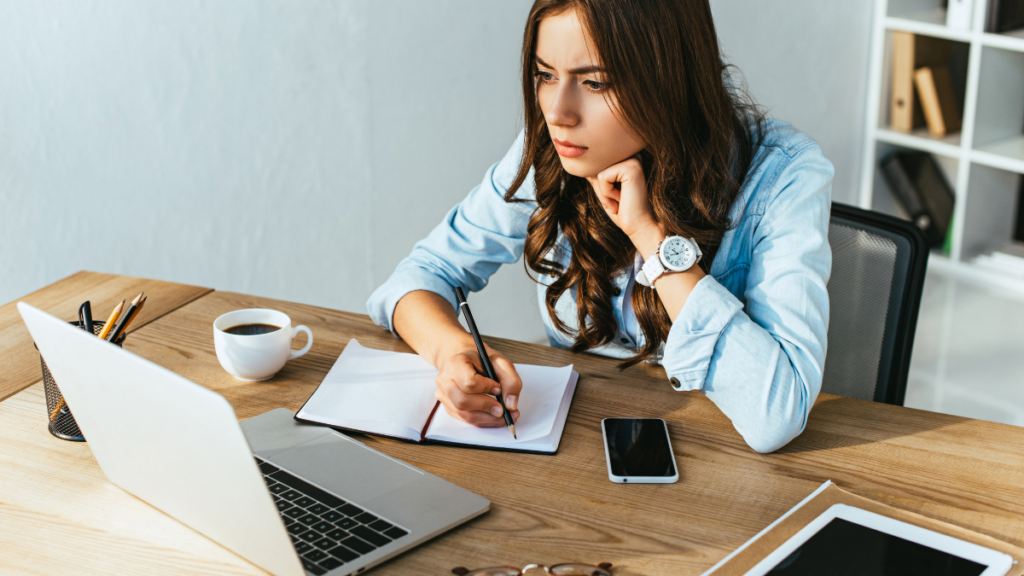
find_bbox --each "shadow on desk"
[777,396,966,454]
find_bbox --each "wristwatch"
[636,236,702,287]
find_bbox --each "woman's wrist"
[434,333,480,371]
[629,221,667,259]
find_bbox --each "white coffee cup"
[213,309,313,381]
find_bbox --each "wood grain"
[5,287,1024,575]
[0,271,212,402]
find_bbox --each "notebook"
[295,339,579,455]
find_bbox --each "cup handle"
[290,325,313,360]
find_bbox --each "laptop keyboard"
[255,457,409,575]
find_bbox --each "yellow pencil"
[96,300,125,340]
[49,398,66,421]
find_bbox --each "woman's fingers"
[487,351,523,411]
[435,351,522,427]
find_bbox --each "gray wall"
[2,0,872,344]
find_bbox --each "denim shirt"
[367,119,833,453]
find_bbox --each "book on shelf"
[880,151,955,248]
[913,66,962,137]
[889,33,966,135]
[947,0,973,30]
[988,0,1024,33]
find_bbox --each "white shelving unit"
[861,0,1024,295]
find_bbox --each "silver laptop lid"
[19,302,304,576]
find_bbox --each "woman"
[367,0,832,453]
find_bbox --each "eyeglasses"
[451,563,613,576]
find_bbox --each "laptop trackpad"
[268,432,423,504]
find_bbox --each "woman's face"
[534,9,645,178]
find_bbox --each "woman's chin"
[557,157,599,179]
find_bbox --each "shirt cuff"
[366,268,461,337]
[662,275,744,390]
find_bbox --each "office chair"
[821,202,929,405]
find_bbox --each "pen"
[453,287,516,439]
[106,292,143,342]
[78,301,93,333]
[97,300,125,340]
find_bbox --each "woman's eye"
[583,79,608,92]
[534,70,555,83]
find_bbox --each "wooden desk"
[0,271,212,402]
[3,274,1024,575]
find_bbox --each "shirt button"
[613,287,622,296]
[670,377,681,387]
[619,337,629,344]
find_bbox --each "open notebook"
[295,339,579,454]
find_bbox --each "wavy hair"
[505,0,766,367]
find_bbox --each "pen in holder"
[35,320,126,442]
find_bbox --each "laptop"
[18,302,490,576]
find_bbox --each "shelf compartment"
[876,31,970,142]
[960,164,1021,261]
[972,46,1024,174]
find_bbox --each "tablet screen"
[768,518,987,575]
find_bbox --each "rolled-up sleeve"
[662,143,833,453]
[367,131,533,334]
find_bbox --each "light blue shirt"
[367,119,833,453]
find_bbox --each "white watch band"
[637,253,666,287]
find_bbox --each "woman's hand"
[586,157,666,257]
[435,344,522,427]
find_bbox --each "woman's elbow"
[740,421,802,454]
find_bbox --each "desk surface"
[2,274,1024,575]
[0,271,212,402]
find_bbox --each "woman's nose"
[544,84,579,127]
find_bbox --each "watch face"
[661,237,696,271]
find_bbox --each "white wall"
[2,0,872,344]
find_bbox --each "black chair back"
[823,203,929,405]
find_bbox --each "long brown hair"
[506,0,765,367]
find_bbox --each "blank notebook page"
[296,340,438,441]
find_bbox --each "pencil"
[106,292,143,342]
[453,287,516,439]
[97,300,125,340]
[119,296,145,335]
[48,398,66,421]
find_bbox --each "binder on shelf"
[913,66,962,137]
[880,151,955,249]
[891,31,916,132]
[946,0,973,30]
[988,0,1024,33]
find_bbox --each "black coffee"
[225,323,281,336]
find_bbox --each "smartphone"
[601,418,678,484]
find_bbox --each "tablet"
[745,504,1014,576]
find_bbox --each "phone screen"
[603,418,676,478]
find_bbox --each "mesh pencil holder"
[35,320,126,442]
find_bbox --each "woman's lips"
[552,138,588,158]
